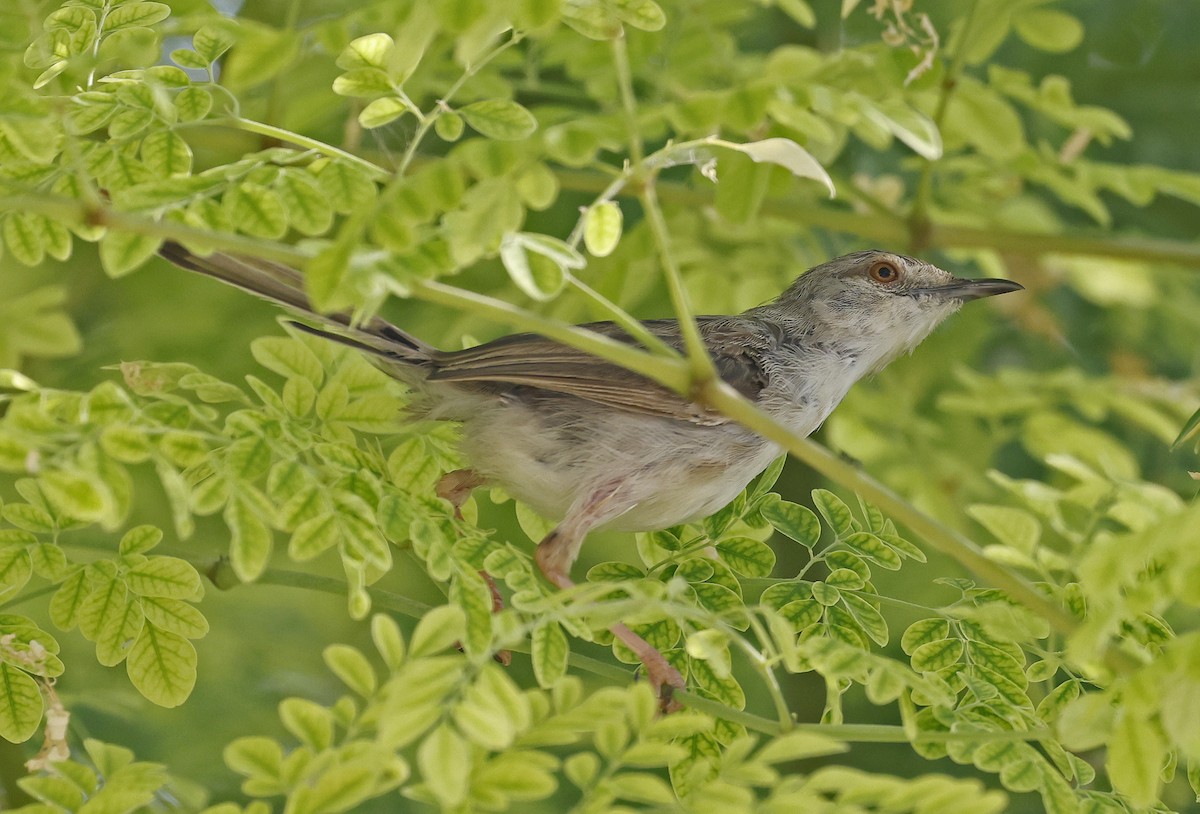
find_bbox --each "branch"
[549,167,1200,269]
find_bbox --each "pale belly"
[457,395,782,532]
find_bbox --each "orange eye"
[868,260,902,284]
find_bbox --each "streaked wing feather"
[428,318,777,424]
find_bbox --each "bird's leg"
[436,468,487,518]
[436,468,510,664]
[436,469,501,609]
[536,482,685,711]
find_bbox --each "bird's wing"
[427,318,778,425]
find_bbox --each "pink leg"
[437,469,511,665]
[437,468,487,518]
[535,482,685,711]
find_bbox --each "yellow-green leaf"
[126,624,197,707]
[460,99,538,141]
[583,201,622,257]
[0,664,42,742]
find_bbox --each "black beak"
[911,277,1025,302]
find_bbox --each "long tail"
[158,242,436,369]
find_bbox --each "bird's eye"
[868,260,902,284]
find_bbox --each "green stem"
[639,180,716,383]
[187,117,390,182]
[695,378,1140,675]
[564,274,681,358]
[396,30,524,176]
[0,193,311,265]
[546,165,1200,269]
[610,33,644,167]
[908,0,979,246]
[743,613,795,731]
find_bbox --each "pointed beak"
[911,277,1025,302]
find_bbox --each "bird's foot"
[436,468,486,520]
[611,622,685,714]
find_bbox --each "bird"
[158,244,1022,702]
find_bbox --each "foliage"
[0,0,1199,812]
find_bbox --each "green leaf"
[1107,709,1167,807]
[171,48,209,70]
[0,663,42,742]
[126,557,202,599]
[610,772,676,804]
[811,489,856,537]
[193,24,235,63]
[288,514,339,561]
[434,111,465,142]
[140,130,192,177]
[223,183,288,239]
[279,697,333,750]
[840,593,888,646]
[323,644,377,696]
[40,470,110,524]
[410,604,465,657]
[126,624,197,707]
[250,336,324,384]
[460,100,538,141]
[224,496,272,583]
[778,0,816,26]
[3,214,45,266]
[140,597,208,638]
[811,582,840,606]
[757,730,847,762]
[0,547,32,593]
[3,504,53,533]
[50,571,88,631]
[277,170,333,236]
[98,231,163,277]
[685,629,731,678]
[613,0,666,31]
[583,201,623,257]
[857,98,943,160]
[530,624,566,686]
[105,2,170,32]
[224,736,283,780]
[337,33,394,70]
[17,775,84,809]
[901,618,950,654]
[317,161,377,214]
[708,137,835,197]
[910,638,963,672]
[95,596,144,666]
[968,505,1040,553]
[760,495,821,547]
[293,765,380,814]
[358,97,410,128]
[715,536,776,577]
[1171,405,1200,450]
[332,68,394,98]
[418,724,470,807]
[499,234,566,301]
[371,613,406,671]
[30,544,68,583]
[1013,9,1084,53]
[842,532,902,570]
[175,87,212,122]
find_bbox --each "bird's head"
[769,250,1023,370]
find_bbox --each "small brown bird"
[160,244,1022,700]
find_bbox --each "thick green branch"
[550,167,1200,269]
[640,180,717,383]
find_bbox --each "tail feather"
[158,242,435,365]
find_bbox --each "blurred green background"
[2,0,1200,810]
